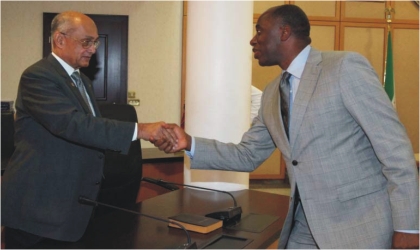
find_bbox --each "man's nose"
[87,46,96,54]
[250,35,257,46]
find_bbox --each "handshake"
[137,122,191,153]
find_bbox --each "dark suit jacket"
[1,54,134,241]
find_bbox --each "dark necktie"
[71,71,92,114]
[280,71,291,140]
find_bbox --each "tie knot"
[71,71,82,86]
[281,71,291,85]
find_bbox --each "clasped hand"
[137,122,180,150]
[149,124,190,153]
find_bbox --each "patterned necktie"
[280,71,292,140]
[71,71,92,114]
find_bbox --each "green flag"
[384,30,395,106]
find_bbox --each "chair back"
[95,104,142,217]
[1,111,15,175]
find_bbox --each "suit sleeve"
[339,52,419,230]
[191,91,276,172]
[19,62,134,154]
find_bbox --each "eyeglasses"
[60,32,100,49]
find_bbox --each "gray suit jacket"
[191,48,419,248]
[1,54,134,241]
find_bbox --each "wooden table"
[35,188,289,249]
[137,148,184,201]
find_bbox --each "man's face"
[250,14,282,67]
[62,21,99,69]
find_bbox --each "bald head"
[51,11,99,69]
[51,11,96,41]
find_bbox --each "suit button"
[292,160,298,166]
[95,181,101,185]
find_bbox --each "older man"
[1,11,176,248]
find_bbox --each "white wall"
[1,1,183,148]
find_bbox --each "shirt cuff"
[395,230,419,234]
[185,136,195,159]
[132,123,137,141]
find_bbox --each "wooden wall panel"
[293,1,339,21]
[251,60,282,92]
[341,24,386,78]
[311,23,338,50]
[251,149,283,179]
[393,1,419,24]
[393,26,419,153]
[342,1,386,22]
[253,1,286,15]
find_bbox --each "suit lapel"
[47,55,99,116]
[289,48,322,149]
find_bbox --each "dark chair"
[1,111,15,175]
[94,103,142,217]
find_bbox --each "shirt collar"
[285,45,311,79]
[51,52,79,76]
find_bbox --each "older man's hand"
[150,124,191,153]
[137,122,178,148]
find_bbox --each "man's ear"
[54,32,65,48]
[280,25,291,41]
